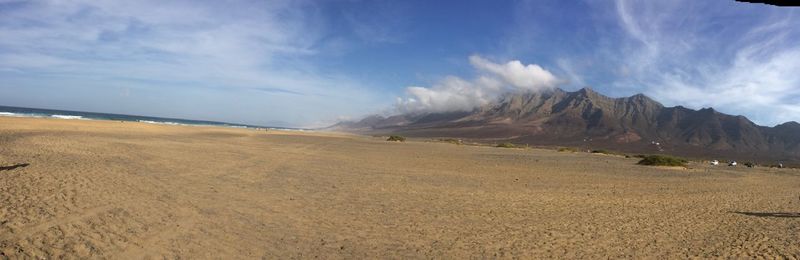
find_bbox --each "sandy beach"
[1,116,799,258]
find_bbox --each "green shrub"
[558,147,578,153]
[496,142,516,148]
[637,155,688,167]
[439,138,463,145]
[592,149,629,156]
[386,135,406,142]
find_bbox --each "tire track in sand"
[112,206,199,259]
[0,204,118,242]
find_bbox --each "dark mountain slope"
[330,88,800,163]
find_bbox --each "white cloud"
[396,76,489,113]
[396,56,559,113]
[468,55,559,90]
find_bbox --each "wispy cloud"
[341,0,409,44]
[252,87,307,96]
[0,0,388,127]
[502,0,800,126]
[610,0,800,125]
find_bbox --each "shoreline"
[0,109,304,132]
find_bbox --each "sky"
[1,0,799,128]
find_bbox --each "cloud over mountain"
[396,56,559,113]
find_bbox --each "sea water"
[0,105,294,130]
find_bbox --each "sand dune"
[1,117,799,258]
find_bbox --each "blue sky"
[1,0,799,127]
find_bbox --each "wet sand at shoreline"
[1,116,799,258]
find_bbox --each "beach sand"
[1,116,799,258]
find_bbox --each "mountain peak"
[776,121,800,128]
[627,92,659,102]
[577,87,596,94]
[571,87,605,100]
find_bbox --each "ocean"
[0,105,294,130]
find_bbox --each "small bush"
[386,135,406,142]
[558,147,578,153]
[592,149,629,156]
[439,138,463,145]
[637,155,688,167]
[743,162,755,168]
[496,142,516,148]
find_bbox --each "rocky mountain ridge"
[330,87,800,163]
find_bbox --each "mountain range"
[329,87,800,164]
